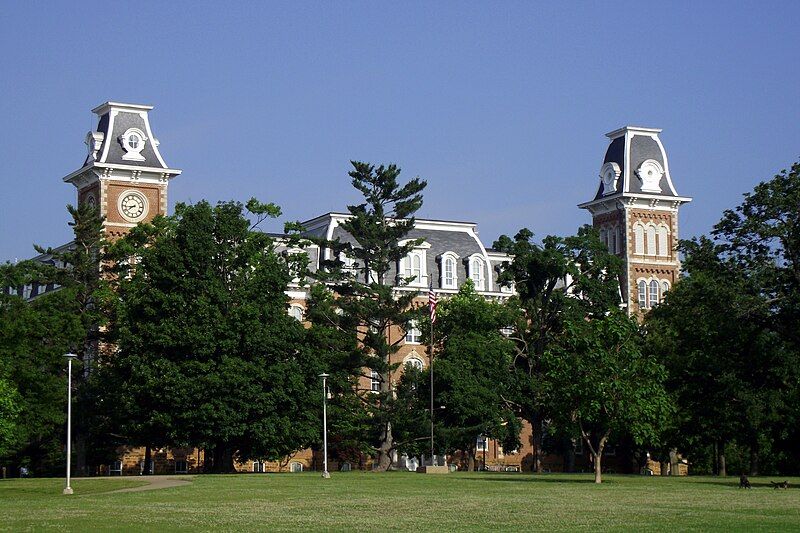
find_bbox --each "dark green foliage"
[99,200,323,470]
[0,203,108,475]
[307,162,427,471]
[545,310,671,483]
[492,225,623,471]
[392,282,520,469]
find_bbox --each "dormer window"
[468,255,485,291]
[399,240,430,287]
[119,128,147,162]
[439,252,459,289]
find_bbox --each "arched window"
[440,252,459,289]
[288,305,304,321]
[649,280,660,306]
[634,224,645,255]
[662,281,670,297]
[646,225,657,256]
[599,229,607,249]
[470,257,485,290]
[638,280,647,309]
[404,356,424,371]
[658,225,669,257]
[399,242,430,286]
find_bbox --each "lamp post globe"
[63,353,78,495]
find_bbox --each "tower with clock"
[579,126,692,317]
[61,102,181,241]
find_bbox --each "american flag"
[428,283,438,324]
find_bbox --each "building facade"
[7,103,691,474]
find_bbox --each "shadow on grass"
[698,479,799,490]
[465,474,600,484]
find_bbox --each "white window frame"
[405,319,422,344]
[289,462,303,473]
[468,254,486,291]
[288,305,304,321]
[476,436,488,452]
[370,370,381,393]
[645,224,657,256]
[657,224,670,257]
[638,280,648,309]
[399,240,430,287]
[634,223,645,255]
[649,280,660,307]
[439,252,459,289]
[404,354,425,370]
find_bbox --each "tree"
[545,310,671,483]
[418,281,519,471]
[492,225,623,472]
[713,161,800,347]
[309,162,427,471]
[0,204,108,475]
[100,199,324,471]
[646,237,797,476]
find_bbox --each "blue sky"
[1,2,798,261]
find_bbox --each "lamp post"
[63,353,78,495]
[319,373,330,479]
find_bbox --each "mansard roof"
[582,126,691,209]
[62,101,181,185]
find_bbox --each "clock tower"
[579,127,691,318]
[61,102,181,241]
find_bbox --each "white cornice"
[92,101,154,115]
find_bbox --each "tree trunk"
[593,453,603,484]
[749,444,760,477]
[144,446,152,475]
[669,449,679,476]
[660,459,670,476]
[468,450,475,472]
[718,443,727,477]
[375,422,394,472]
[531,416,543,473]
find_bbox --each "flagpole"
[430,315,434,463]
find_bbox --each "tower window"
[646,225,657,256]
[370,370,380,393]
[658,225,670,257]
[649,280,660,307]
[405,320,422,344]
[638,280,647,309]
[634,224,645,255]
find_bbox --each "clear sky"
[1,1,798,261]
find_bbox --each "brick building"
[9,103,690,475]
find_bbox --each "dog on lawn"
[739,475,752,489]
[771,480,789,489]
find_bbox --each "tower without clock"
[579,126,692,317]
[61,102,181,241]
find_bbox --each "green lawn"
[1,473,798,531]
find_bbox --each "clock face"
[119,192,147,220]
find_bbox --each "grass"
[0,472,799,531]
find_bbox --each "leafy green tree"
[492,226,623,472]
[391,282,520,470]
[0,378,21,460]
[309,162,427,471]
[100,199,324,471]
[545,310,671,483]
[0,204,108,475]
[646,237,797,476]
